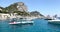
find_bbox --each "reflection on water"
[48,23,60,29]
[8,23,34,32]
[46,23,60,32]
[9,23,33,28]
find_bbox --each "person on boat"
[11,18,16,22]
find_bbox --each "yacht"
[9,21,34,25]
[48,17,60,24]
[9,18,34,25]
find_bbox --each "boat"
[9,17,34,25]
[48,20,60,24]
[9,21,34,25]
[44,18,52,20]
[48,17,60,24]
[48,20,60,22]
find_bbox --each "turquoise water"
[0,19,60,32]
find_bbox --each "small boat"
[44,18,52,20]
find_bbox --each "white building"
[0,13,10,20]
[0,13,18,20]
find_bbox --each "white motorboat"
[48,18,60,24]
[9,21,34,25]
[48,17,60,24]
[48,20,60,24]
[48,20,60,22]
[9,17,34,25]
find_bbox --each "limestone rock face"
[17,2,27,12]
[0,7,3,11]
[0,8,2,11]
[30,11,45,18]
[30,11,43,16]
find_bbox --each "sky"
[0,0,60,17]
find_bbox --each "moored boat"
[9,21,34,25]
[47,14,60,24]
[48,20,60,24]
[9,17,34,25]
[48,17,60,24]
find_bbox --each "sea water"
[0,19,60,32]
